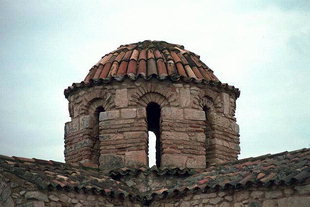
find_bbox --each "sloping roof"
[64,40,240,98]
[0,148,309,204]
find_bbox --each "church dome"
[84,40,219,83]
[65,40,239,98]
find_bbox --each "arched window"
[203,106,212,165]
[92,106,105,164]
[146,102,161,167]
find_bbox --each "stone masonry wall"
[0,173,138,207]
[1,171,309,207]
[64,79,240,168]
[152,182,310,207]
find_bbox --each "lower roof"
[0,148,309,204]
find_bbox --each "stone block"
[121,108,137,119]
[186,156,206,168]
[125,151,147,167]
[124,132,147,140]
[161,107,183,120]
[184,109,205,121]
[99,154,124,169]
[179,88,190,107]
[115,88,128,107]
[250,191,264,199]
[295,184,310,194]
[235,191,249,202]
[99,110,120,121]
[262,200,277,207]
[222,92,230,115]
[137,107,146,118]
[278,197,310,207]
[64,119,79,135]
[161,131,189,141]
[79,115,91,129]
[161,154,187,168]
[25,191,49,202]
[265,190,282,199]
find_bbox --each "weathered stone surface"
[262,199,277,207]
[278,197,310,207]
[295,184,310,195]
[115,88,128,108]
[161,107,183,120]
[99,154,124,169]
[222,92,230,115]
[184,109,205,120]
[25,191,49,202]
[265,190,282,199]
[161,131,189,141]
[250,191,264,199]
[186,156,206,168]
[125,151,147,167]
[235,191,249,202]
[48,195,59,202]
[99,110,120,121]
[161,154,187,168]
[79,115,91,129]
[179,88,190,107]
[121,108,137,119]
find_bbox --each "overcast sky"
[0,0,309,162]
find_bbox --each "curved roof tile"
[84,40,218,83]
[64,40,240,98]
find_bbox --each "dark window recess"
[92,106,105,165]
[147,102,161,168]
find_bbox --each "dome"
[85,40,218,82]
[65,40,239,98]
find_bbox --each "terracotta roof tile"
[0,148,309,204]
[66,40,239,97]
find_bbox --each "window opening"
[146,102,161,168]
[92,106,105,164]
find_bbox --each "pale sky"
[0,0,309,163]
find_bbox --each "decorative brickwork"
[64,41,240,169]
[65,78,239,169]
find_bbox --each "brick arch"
[79,91,114,115]
[198,95,216,113]
[135,92,169,107]
[130,84,178,107]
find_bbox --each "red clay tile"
[117,61,128,76]
[147,49,155,59]
[184,65,197,79]
[115,51,126,63]
[137,60,147,76]
[171,51,181,63]
[154,50,163,59]
[139,49,147,61]
[127,60,137,75]
[191,66,204,79]
[130,49,139,60]
[176,62,187,77]
[177,53,188,65]
[122,50,132,61]
[99,62,112,78]
[83,41,220,83]
[109,62,119,76]
[157,59,168,76]
[100,53,113,65]
[147,58,157,76]
[93,65,104,79]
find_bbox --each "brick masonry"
[64,79,240,169]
